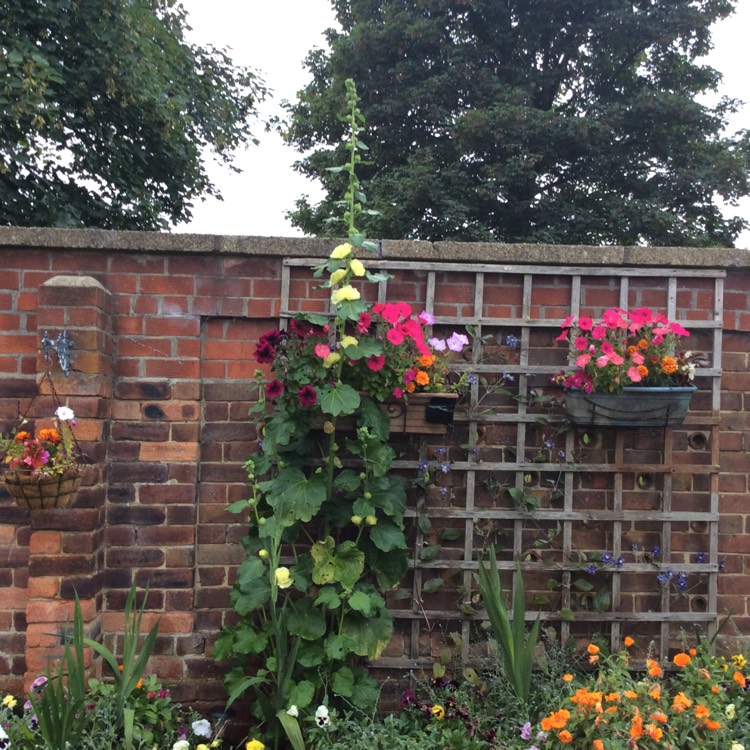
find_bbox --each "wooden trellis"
[280,258,724,670]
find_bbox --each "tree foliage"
[286,0,750,247]
[0,0,266,230]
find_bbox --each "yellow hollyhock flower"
[323,352,341,368]
[330,243,352,259]
[329,268,347,285]
[274,567,293,589]
[331,285,360,304]
[340,335,358,348]
[350,258,366,276]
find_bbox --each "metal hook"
[41,330,74,376]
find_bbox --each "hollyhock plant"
[552,307,701,394]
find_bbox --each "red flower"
[357,312,371,334]
[366,355,386,372]
[254,341,275,364]
[298,385,317,407]
[386,328,404,345]
[265,379,284,399]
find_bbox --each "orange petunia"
[646,659,663,678]
[705,719,722,731]
[733,671,747,688]
[694,704,710,720]
[624,636,635,648]
[673,653,691,668]
[558,730,573,744]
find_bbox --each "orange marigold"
[624,636,635,648]
[14,431,31,442]
[404,381,416,393]
[672,691,692,712]
[605,692,620,703]
[593,740,604,750]
[645,723,663,741]
[694,704,710,720]
[661,356,678,375]
[637,364,649,378]
[733,671,746,688]
[557,730,573,744]
[673,653,691,668]
[648,685,661,701]
[587,644,600,655]
[646,659,663,678]
[415,370,430,386]
[541,709,570,731]
[650,711,668,724]
[637,338,649,350]
[705,719,722,731]
[38,427,61,443]
[417,355,435,367]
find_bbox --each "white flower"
[286,705,299,717]
[173,741,190,750]
[315,704,330,727]
[731,743,744,750]
[55,406,75,422]
[0,725,9,744]
[192,719,212,738]
[725,703,736,719]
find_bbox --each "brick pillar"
[23,275,111,686]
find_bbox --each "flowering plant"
[552,308,697,394]
[1,406,78,476]
[538,639,750,749]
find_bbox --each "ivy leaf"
[319,383,361,417]
[422,578,444,593]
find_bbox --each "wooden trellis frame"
[280,257,724,669]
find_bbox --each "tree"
[0,0,266,230]
[285,0,750,247]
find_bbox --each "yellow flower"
[2,694,17,708]
[323,421,335,434]
[365,515,377,526]
[323,352,341,368]
[331,285,360,304]
[732,654,747,669]
[330,243,352,259]
[274,567,293,589]
[258,549,269,560]
[197,745,210,750]
[351,515,363,526]
[562,673,574,683]
[431,704,445,719]
[350,258,366,276]
[330,268,347,285]
[340,335,358,349]
[726,703,736,719]
[246,740,265,750]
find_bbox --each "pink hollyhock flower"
[366,355,386,372]
[314,344,331,359]
[386,328,405,346]
[574,336,589,351]
[297,385,317,407]
[627,366,643,382]
[577,316,594,331]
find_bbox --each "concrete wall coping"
[0,226,748,269]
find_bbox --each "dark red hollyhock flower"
[254,341,275,363]
[297,385,317,407]
[265,379,284,399]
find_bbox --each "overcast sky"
[175,1,750,249]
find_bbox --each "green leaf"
[347,590,372,614]
[287,608,326,641]
[319,383,361,417]
[286,680,315,709]
[439,528,462,541]
[227,499,250,514]
[324,633,353,660]
[331,666,355,697]
[369,518,407,553]
[334,469,362,492]
[418,515,432,534]
[420,544,441,562]
[314,586,342,609]
[296,641,325,668]
[340,608,394,659]
[422,578,444,593]
[311,537,365,590]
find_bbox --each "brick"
[136,526,194,545]
[107,547,165,568]
[28,531,62,555]
[106,506,166,525]
[139,442,198,462]
[114,381,172,400]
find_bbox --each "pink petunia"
[591,325,607,340]
[555,330,569,342]
[630,351,645,365]
[418,311,435,325]
[428,337,447,352]
[669,322,690,337]
[600,341,614,355]
[447,332,469,352]
[314,344,331,359]
[366,355,386,372]
[596,355,610,368]
[386,328,405,346]
[392,387,404,398]
[561,315,575,328]
[627,366,643,382]
[577,316,594,331]
[265,379,284,399]
[609,353,624,366]
[576,353,592,367]
[403,368,416,384]
[574,336,589,351]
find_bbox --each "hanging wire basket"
[2,466,83,511]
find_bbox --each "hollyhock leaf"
[334,299,368,322]
[287,607,326,641]
[370,518,408,552]
[340,606,393,659]
[331,666,355,697]
[349,669,380,710]
[287,680,315,710]
[348,590,372,614]
[319,383,360,416]
[333,469,362,492]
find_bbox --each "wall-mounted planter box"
[564,386,696,428]
[385,392,459,434]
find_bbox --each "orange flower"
[404,381,416,393]
[14,431,31,442]
[637,338,650,350]
[661,356,678,375]
[710,684,720,694]
[645,723,663,741]
[733,671,746,688]
[593,740,604,750]
[650,711,668,724]
[623,636,635,648]
[648,685,661,701]
[136,679,143,689]
[694,704,710,720]
[38,427,61,443]
[705,719,722,731]
[689,648,697,656]
[587,644,600,655]
[673,653,691,668]
[672,691,692,712]
[562,673,574,683]
[604,706,618,714]
[624,690,638,700]
[415,370,430,386]
[605,692,620,703]
[637,364,649,378]
[558,730,573,744]
[629,722,643,739]
[417,355,435,367]
[646,659,662,678]
[698,668,711,680]
[541,709,570,731]
[589,654,600,665]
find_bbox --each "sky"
[175,1,750,249]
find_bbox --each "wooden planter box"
[564,386,696,428]
[384,392,459,434]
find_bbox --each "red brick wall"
[0,229,748,707]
